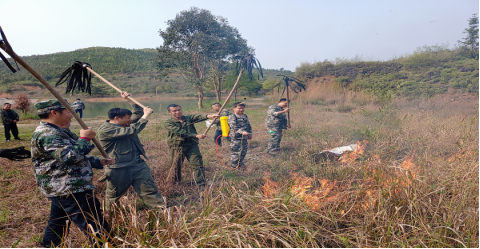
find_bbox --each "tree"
[262,78,280,91]
[158,7,248,108]
[13,94,31,115]
[458,13,479,59]
[224,68,262,97]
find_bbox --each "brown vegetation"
[0,82,477,247]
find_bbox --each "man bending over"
[98,91,164,211]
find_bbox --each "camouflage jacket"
[72,101,85,110]
[265,104,287,129]
[228,114,252,140]
[31,121,103,197]
[164,114,208,147]
[212,109,230,131]
[1,109,19,124]
[97,104,148,168]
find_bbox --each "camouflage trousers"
[266,127,283,153]
[231,138,248,168]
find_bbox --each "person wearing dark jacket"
[1,103,21,141]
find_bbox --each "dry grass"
[0,82,478,247]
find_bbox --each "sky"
[1,0,478,71]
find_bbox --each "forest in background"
[0,13,477,101]
[0,44,476,100]
[0,46,291,98]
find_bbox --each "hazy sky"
[1,0,478,71]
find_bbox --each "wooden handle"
[0,44,109,158]
[85,67,146,108]
[286,86,291,126]
[203,69,244,135]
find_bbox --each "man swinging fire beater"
[97,91,164,211]
[31,99,114,247]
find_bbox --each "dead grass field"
[0,79,478,247]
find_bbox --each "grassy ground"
[0,88,478,247]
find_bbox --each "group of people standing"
[209,98,291,169]
[30,92,291,247]
[0,98,84,142]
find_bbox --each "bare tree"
[13,94,30,115]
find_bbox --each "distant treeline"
[0,46,289,97]
[295,45,479,97]
[0,47,158,83]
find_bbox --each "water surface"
[81,98,204,118]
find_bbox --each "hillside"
[0,47,179,97]
[295,45,479,98]
[0,47,286,98]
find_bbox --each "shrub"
[336,104,353,113]
[21,113,40,120]
[13,94,31,114]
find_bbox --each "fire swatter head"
[56,61,92,95]
[274,75,306,95]
[0,26,20,73]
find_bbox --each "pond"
[81,97,208,118]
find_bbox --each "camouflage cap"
[35,99,68,115]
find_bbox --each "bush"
[21,113,40,120]
[336,104,353,113]
[13,94,31,114]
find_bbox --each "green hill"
[0,47,285,97]
[0,47,173,96]
[295,45,479,97]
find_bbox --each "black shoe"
[14,138,22,140]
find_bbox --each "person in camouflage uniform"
[210,102,230,146]
[72,98,86,118]
[164,104,219,186]
[97,91,163,211]
[265,98,291,155]
[31,99,115,247]
[228,102,252,168]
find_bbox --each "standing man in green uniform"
[31,99,115,247]
[97,91,164,211]
[265,98,290,155]
[164,104,219,186]
[228,102,252,168]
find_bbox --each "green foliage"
[262,78,280,90]
[296,45,479,96]
[0,47,163,96]
[224,70,262,96]
[21,113,40,120]
[458,13,479,59]
[0,47,157,84]
[295,16,479,97]
[157,7,249,108]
